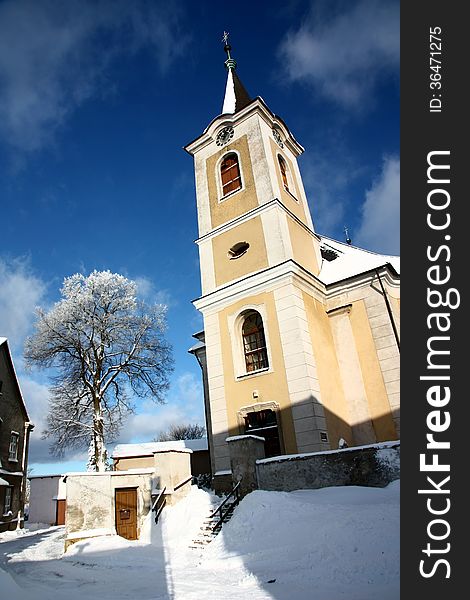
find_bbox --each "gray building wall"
[0,340,32,532]
[256,442,400,492]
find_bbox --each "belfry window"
[278,155,289,191]
[221,153,242,196]
[242,311,269,373]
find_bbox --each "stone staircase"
[189,496,238,549]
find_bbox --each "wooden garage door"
[56,499,66,525]
[115,488,138,540]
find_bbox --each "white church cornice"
[184,97,304,157]
[194,197,320,245]
[192,258,400,314]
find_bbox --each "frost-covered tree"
[25,270,173,471]
[157,423,206,441]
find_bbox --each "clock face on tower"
[216,126,234,146]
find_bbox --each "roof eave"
[0,338,32,422]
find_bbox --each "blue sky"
[0,0,399,475]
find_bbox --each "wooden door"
[56,499,66,525]
[115,488,138,540]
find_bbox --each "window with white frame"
[242,311,269,373]
[277,154,297,199]
[9,432,19,461]
[220,152,242,197]
[3,486,13,515]
[278,155,289,190]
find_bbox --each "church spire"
[221,32,252,115]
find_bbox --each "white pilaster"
[203,312,231,473]
[363,289,400,436]
[274,283,328,453]
[328,305,376,444]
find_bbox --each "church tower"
[186,38,400,489]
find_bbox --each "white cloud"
[173,372,204,415]
[115,371,205,445]
[355,156,400,254]
[0,256,46,353]
[117,406,187,444]
[279,0,399,107]
[0,0,189,153]
[134,276,173,308]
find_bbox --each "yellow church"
[186,40,400,491]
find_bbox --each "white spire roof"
[219,36,251,115]
[222,69,237,114]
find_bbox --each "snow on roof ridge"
[112,438,208,458]
[28,474,64,479]
[226,434,265,442]
[256,440,400,464]
[65,468,155,477]
[317,234,400,285]
[319,234,399,259]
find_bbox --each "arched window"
[278,155,289,191]
[221,153,242,197]
[242,311,269,372]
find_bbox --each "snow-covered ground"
[0,481,399,600]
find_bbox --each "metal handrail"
[151,486,167,524]
[174,475,193,491]
[209,480,241,531]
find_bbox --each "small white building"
[64,448,193,548]
[28,474,66,525]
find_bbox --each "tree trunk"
[93,400,106,472]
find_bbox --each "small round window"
[228,241,250,259]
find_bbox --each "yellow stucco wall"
[349,300,397,441]
[269,139,308,225]
[302,291,353,447]
[287,216,320,275]
[212,215,269,287]
[217,291,298,454]
[114,456,154,471]
[207,135,258,229]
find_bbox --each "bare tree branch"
[157,423,206,442]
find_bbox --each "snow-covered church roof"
[112,438,208,458]
[317,236,400,286]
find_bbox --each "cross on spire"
[220,32,251,114]
[222,31,235,68]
